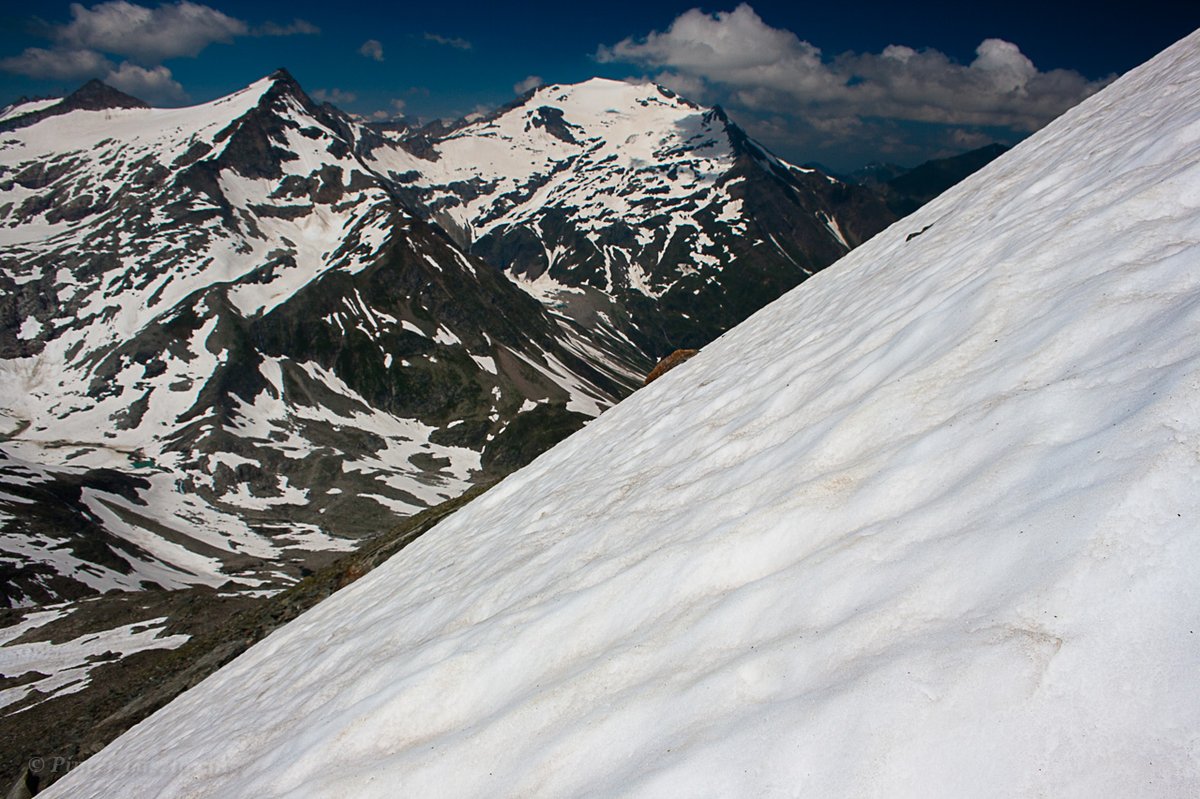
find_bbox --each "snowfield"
[47,30,1200,799]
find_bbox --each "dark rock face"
[58,79,149,113]
[0,455,159,608]
[528,106,582,144]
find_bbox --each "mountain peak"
[264,67,306,97]
[0,78,147,131]
[61,79,149,112]
[527,77,701,112]
[261,68,329,117]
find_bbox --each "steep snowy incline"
[50,30,1200,798]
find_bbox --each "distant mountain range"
[0,71,1005,609]
[822,143,1011,212]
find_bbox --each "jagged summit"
[258,67,316,106]
[43,29,1200,798]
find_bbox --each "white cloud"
[103,61,186,102]
[1,2,322,85]
[56,1,247,63]
[359,39,384,62]
[598,4,1108,133]
[0,47,112,80]
[311,88,357,105]
[424,33,471,51]
[513,75,542,94]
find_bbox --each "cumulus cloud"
[599,5,834,94]
[0,43,184,105]
[0,47,112,80]
[824,37,1102,130]
[56,0,246,63]
[1,2,320,86]
[513,75,543,94]
[424,33,471,50]
[598,3,1109,163]
[311,88,357,105]
[104,61,185,102]
[359,39,384,62]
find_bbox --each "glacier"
[45,28,1200,798]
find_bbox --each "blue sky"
[1,1,1196,170]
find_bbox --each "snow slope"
[48,29,1200,798]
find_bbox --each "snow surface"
[48,31,1200,798]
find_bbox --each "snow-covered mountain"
[370,78,894,361]
[45,29,1200,798]
[0,69,907,610]
[0,71,631,606]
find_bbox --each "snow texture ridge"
[46,27,1200,799]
